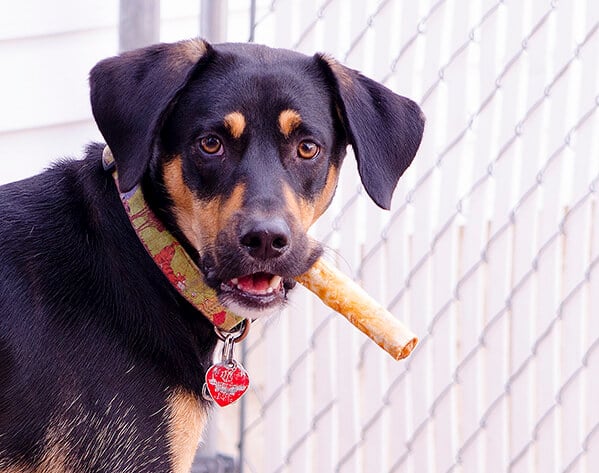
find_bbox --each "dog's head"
[90,39,424,319]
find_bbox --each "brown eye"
[198,135,224,156]
[297,140,320,160]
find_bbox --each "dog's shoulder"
[0,142,211,471]
[0,143,106,232]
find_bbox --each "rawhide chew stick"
[295,258,418,360]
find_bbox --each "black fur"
[0,149,217,471]
[0,39,423,472]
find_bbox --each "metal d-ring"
[221,336,237,367]
[214,319,250,368]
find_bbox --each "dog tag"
[202,322,250,407]
[204,360,249,407]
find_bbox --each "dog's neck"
[101,146,246,332]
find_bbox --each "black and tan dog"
[0,39,424,472]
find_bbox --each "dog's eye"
[197,135,224,156]
[297,140,320,160]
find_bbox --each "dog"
[0,39,424,472]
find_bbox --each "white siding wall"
[0,1,117,184]
[0,0,249,185]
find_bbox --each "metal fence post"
[200,0,228,43]
[118,0,160,53]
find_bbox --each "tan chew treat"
[296,258,418,360]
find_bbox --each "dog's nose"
[240,219,291,260]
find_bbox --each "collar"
[102,146,246,332]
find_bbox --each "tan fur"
[224,112,246,139]
[0,436,73,472]
[163,157,205,250]
[312,166,340,222]
[168,39,208,71]
[278,109,302,137]
[185,182,245,251]
[321,55,353,89]
[163,157,246,251]
[282,183,311,230]
[282,166,339,230]
[167,389,208,473]
[218,184,245,229]
[37,444,70,473]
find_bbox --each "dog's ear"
[315,55,425,210]
[89,39,213,192]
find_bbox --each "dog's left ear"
[315,55,425,210]
[89,39,213,192]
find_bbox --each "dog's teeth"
[266,287,274,294]
[231,278,239,285]
[269,275,282,289]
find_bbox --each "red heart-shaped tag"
[205,361,250,407]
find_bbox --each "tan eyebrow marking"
[278,109,302,138]
[223,111,246,139]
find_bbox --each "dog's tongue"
[237,273,271,293]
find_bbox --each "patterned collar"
[102,146,245,332]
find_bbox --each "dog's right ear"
[89,39,213,192]
[315,55,424,210]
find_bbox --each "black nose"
[240,219,291,260]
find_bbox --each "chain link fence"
[202,1,599,472]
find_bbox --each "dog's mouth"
[219,271,292,314]
[200,234,322,317]
[225,272,283,296]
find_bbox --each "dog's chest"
[1,388,207,473]
[166,389,208,473]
